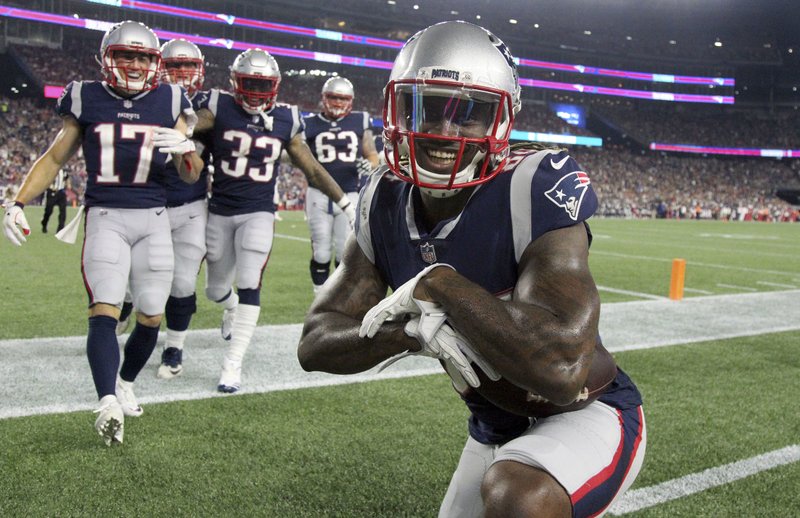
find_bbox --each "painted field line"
[683,287,713,295]
[274,232,311,243]
[716,283,757,291]
[757,280,798,289]
[591,250,798,277]
[596,285,667,300]
[609,444,800,515]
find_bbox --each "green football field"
[1,208,798,517]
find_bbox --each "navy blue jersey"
[303,111,372,193]
[197,89,302,216]
[163,90,211,207]
[356,147,642,444]
[56,80,193,208]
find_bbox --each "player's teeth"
[429,150,456,160]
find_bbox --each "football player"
[153,38,212,379]
[2,21,203,446]
[303,77,379,293]
[193,48,353,393]
[298,22,646,517]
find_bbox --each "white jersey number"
[220,130,281,182]
[314,130,358,163]
[94,123,158,184]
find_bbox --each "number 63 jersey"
[303,111,373,193]
[56,80,194,208]
[196,89,304,216]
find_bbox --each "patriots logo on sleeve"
[544,171,591,221]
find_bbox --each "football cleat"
[94,395,124,446]
[157,347,184,379]
[115,376,143,417]
[221,306,236,341]
[217,357,242,393]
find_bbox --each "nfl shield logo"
[420,242,437,264]
[123,100,133,109]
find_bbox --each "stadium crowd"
[2,38,798,222]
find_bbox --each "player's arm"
[192,107,215,133]
[361,129,380,168]
[173,115,203,184]
[286,133,349,207]
[413,223,600,405]
[14,116,81,205]
[298,235,421,374]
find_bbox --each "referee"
[41,168,70,233]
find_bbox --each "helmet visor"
[395,83,501,139]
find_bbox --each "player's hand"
[405,318,480,388]
[356,158,372,178]
[3,202,30,246]
[359,263,455,338]
[153,127,196,155]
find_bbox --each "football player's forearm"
[419,267,598,405]
[301,161,345,201]
[298,315,411,374]
[16,155,62,204]
[175,152,203,183]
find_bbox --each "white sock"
[165,329,188,350]
[225,303,260,363]
[221,290,239,311]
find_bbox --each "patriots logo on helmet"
[545,171,591,221]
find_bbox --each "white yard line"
[609,445,800,515]
[596,285,668,300]
[591,250,798,277]
[682,287,713,294]
[716,283,758,291]
[757,280,798,289]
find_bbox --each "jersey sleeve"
[530,149,597,241]
[289,105,305,140]
[509,149,598,261]
[354,168,385,264]
[194,89,218,116]
[55,81,81,119]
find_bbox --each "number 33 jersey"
[56,80,194,208]
[195,89,304,216]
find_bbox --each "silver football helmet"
[160,39,205,96]
[229,48,281,114]
[321,76,354,119]
[99,20,161,95]
[383,21,521,197]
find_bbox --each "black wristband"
[13,201,24,209]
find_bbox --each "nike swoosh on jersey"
[550,156,570,170]
[156,209,165,215]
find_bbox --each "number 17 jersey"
[56,80,193,208]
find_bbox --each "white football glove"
[359,263,456,339]
[3,203,30,246]
[356,158,373,178]
[405,318,480,388]
[152,127,196,155]
[336,195,357,228]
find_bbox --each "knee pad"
[134,290,168,317]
